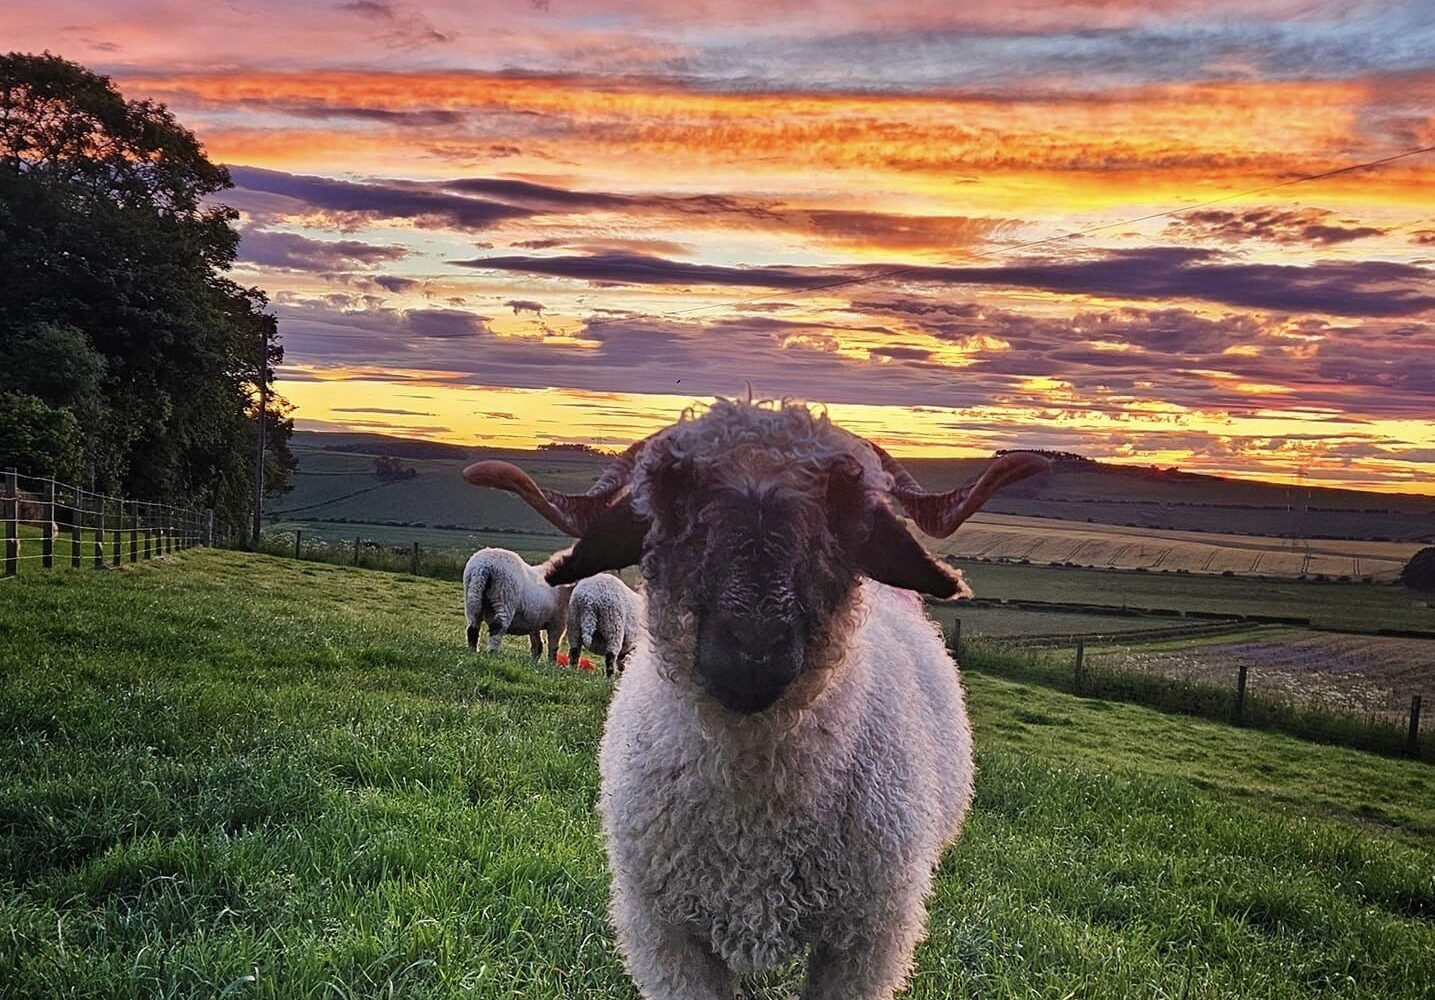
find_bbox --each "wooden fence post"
[166,508,174,555]
[1410,695,1423,755]
[42,478,54,570]
[3,467,16,578]
[93,495,104,569]
[353,535,360,567]
[71,490,83,568]
[129,502,138,562]
[145,504,154,559]
[948,617,962,662]
[205,509,215,546]
[111,498,121,566]
[411,540,420,575]
[1074,640,1086,694]
[1235,663,1249,725]
[294,529,303,560]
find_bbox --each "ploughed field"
[1095,629,1435,728]
[924,514,1423,582]
[1,551,1432,998]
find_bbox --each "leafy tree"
[0,52,291,533]
[373,456,418,482]
[0,392,85,483]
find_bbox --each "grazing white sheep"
[567,573,643,677]
[462,547,570,662]
[463,399,1047,1000]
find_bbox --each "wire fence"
[938,606,1432,763]
[2,467,212,578]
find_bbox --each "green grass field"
[2,552,1432,998]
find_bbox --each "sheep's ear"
[851,502,970,598]
[545,500,648,585]
[829,461,969,599]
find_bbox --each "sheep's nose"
[696,614,803,714]
[706,613,771,659]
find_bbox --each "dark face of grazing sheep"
[464,400,1047,714]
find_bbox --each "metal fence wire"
[2,467,214,577]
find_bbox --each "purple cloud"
[453,251,844,288]
[226,167,535,231]
[237,227,408,271]
[1164,207,1388,246]
[461,247,1435,317]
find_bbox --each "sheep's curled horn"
[866,443,1052,538]
[463,433,1050,582]
[461,436,651,537]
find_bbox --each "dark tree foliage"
[995,448,1091,463]
[0,52,293,533]
[1401,547,1435,593]
[373,456,418,482]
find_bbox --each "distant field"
[951,562,1435,632]
[927,513,1421,581]
[1096,630,1435,727]
[269,521,565,565]
[273,445,597,534]
[897,452,1435,540]
[924,603,1196,639]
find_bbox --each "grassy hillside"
[1,552,1432,997]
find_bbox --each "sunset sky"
[11,1,1435,492]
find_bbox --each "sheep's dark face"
[668,472,849,714]
[623,433,962,715]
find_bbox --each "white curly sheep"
[463,399,1047,999]
[567,573,642,677]
[462,547,570,662]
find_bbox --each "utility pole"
[252,326,268,545]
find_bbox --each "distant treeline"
[996,448,1094,463]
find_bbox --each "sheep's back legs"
[529,631,544,661]
[544,623,563,662]
[485,613,509,654]
[466,623,480,651]
[604,651,617,677]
